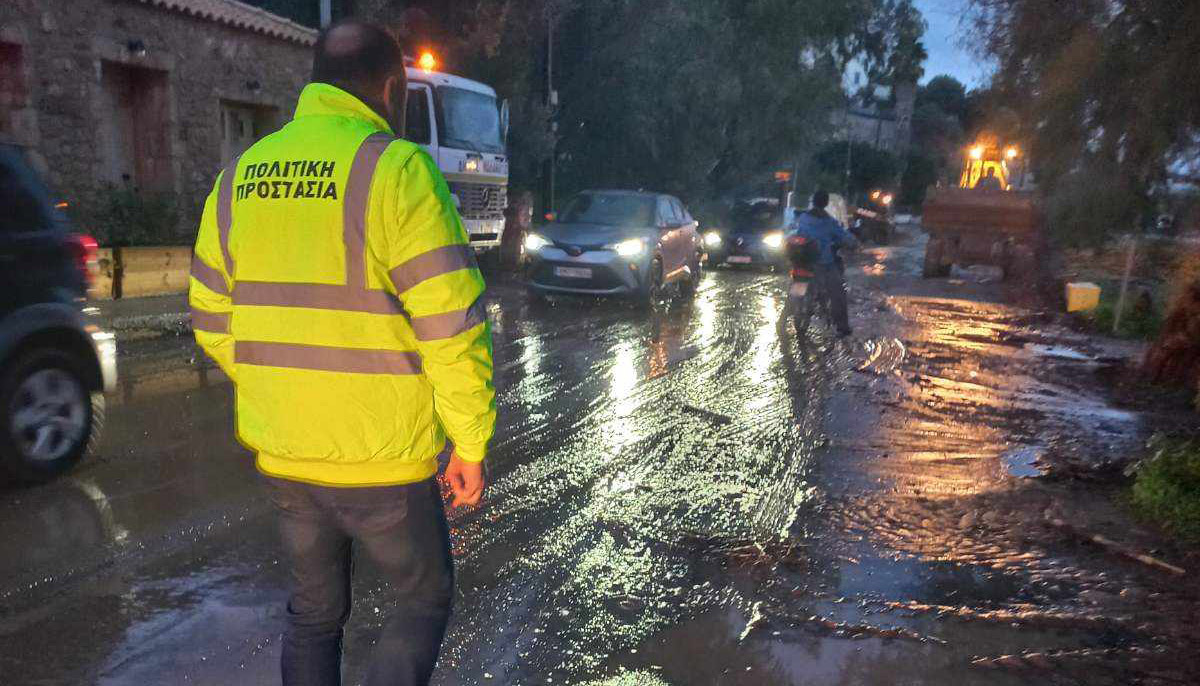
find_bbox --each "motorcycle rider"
[787,190,857,337]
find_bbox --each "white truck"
[404,53,510,254]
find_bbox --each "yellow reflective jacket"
[189,83,495,486]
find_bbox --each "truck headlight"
[611,238,645,257]
[704,231,722,247]
[525,233,550,252]
[763,232,784,250]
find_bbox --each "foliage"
[360,0,929,210]
[903,74,973,206]
[814,141,899,200]
[969,0,1200,243]
[898,151,937,207]
[1045,163,1141,248]
[1079,289,1162,340]
[78,185,180,246]
[1130,435,1200,541]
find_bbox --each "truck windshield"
[438,87,504,154]
[560,193,655,226]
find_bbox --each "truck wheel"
[1008,244,1037,282]
[923,238,950,278]
[0,348,103,483]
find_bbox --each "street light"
[1005,146,1019,159]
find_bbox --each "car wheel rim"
[10,369,87,462]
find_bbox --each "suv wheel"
[638,258,664,308]
[679,251,702,297]
[0,348,103,482]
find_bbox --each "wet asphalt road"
[0,227,1195,685]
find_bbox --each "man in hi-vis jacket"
[189,20,495,686]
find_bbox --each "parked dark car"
[0,144,116,482]
[524,190,703,305]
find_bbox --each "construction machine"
[921,139,1041,279]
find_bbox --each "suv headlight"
[763,232,784,250]
[525,233,550,252]
[703,231,722,247]
[610,238,645,257]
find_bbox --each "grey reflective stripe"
[217,158,238,274]
[233,281,404,315]
[409,298,487,341]
[389,244,477,294]
[235,341,422,374]
[343,133,396,289]
[191,307,230,334]
[190,255,229,295]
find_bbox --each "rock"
[1077,589,1118,606]
[959,511,979,528]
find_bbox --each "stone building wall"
[0,0,314,243]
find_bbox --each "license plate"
[727,255,752,264]
[789,281,809,297]
[554,266,593,279]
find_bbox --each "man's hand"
[444,451,485,508]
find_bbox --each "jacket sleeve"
[832,220,859,249]
[189,175,237,380]
[386,150,496,463]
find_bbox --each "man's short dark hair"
[312,20,404,96]
[812,190,830,209]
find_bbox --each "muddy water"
[0,228,1193,685]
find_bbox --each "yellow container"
[1066,281,1101,312]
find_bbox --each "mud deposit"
[0,227,1193,685]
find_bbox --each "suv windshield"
[438,87,504,154]
[729,198,782,233]
[560,193,656,227]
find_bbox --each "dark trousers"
[816,262,851,334]
[265,476,454,686]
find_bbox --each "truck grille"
[449,181,506,220]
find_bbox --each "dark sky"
[914,0,994,87]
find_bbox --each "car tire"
[679,252,702,297]
[638,258,664,309]
[0,348,103,483]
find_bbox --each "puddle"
[1001,446,1044,478]
[1022,343,1093,362]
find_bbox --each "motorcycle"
[783,234,830,339]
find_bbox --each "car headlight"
[611,238,645,257]
[703,231,722,247]
[763,232,784,250]
[525,233,550,252]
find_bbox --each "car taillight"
[68,233,99,289]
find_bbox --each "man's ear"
[385,75,408,135]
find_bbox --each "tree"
[900,75,969,206]
[814,141,899,200]
[969,0,1200,238]
[970,0,1200,399]
[356,1,929,212]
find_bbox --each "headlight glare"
[525,233,550,251]
[703,231,722,247]
[763,232,785,250]
[613,238,645,257]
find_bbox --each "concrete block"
[88,247,116,300]
[117,246,191,298]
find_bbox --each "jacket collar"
[292,83,394,134]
